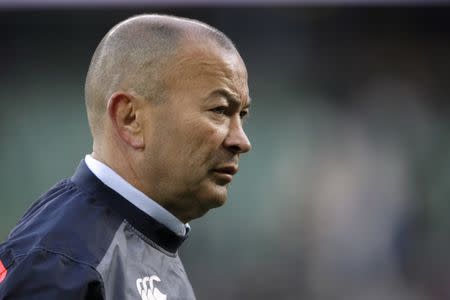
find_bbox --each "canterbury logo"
[136,275,167,300]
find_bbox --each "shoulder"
[1,177,123,269]
[0,247,104,299]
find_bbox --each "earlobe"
[107,92,145,149]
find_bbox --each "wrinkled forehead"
[166,40,249,103]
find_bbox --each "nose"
[223,117,252,154]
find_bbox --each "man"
[0,14,251,299]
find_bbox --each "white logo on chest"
[136,275,167,300]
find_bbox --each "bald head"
[85,14,236,139]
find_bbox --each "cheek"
[183,118,226,155]
[152,110,228,174]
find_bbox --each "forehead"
[165,41,249,105]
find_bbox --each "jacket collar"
[71,160,188,254]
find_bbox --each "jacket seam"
[9,247,106,297]
[68,179,178,258]
[124,220,177,257]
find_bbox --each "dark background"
[1,6,450,299]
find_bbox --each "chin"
[200,185,228,210]
[188,189,227,221]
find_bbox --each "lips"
[213,165,238,175]
[212,165,238,184]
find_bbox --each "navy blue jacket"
[0,160,196,300]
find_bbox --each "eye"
[211,106,228,115]
[240,110,249,119]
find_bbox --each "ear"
[106,92,144,149]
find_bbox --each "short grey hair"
[84,14,236,138]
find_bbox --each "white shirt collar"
[84,154,189,237]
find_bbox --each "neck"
[91,140,142,196]
[91,145,204,224]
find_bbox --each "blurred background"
[1,2,450,299]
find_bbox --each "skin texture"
[87,15,251,223]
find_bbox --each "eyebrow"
[211,89,251,109]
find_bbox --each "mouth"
[212,165,238,183]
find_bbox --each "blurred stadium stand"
[1,5,450,300]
